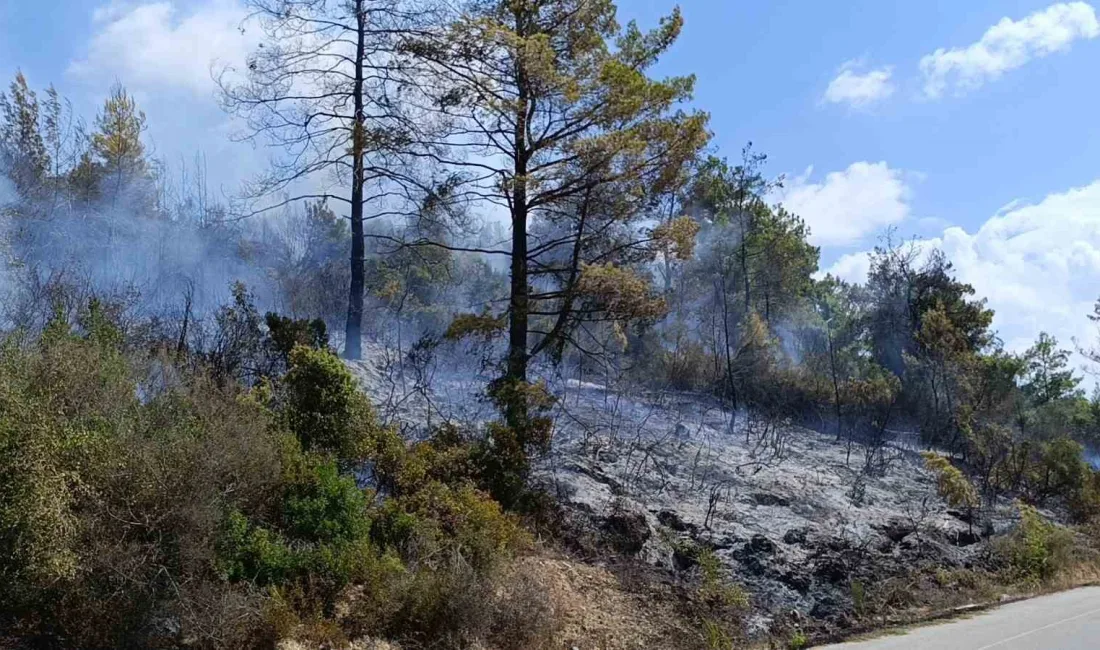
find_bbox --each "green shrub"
[0,304,290,648]
[283,345,380,461]
[218,510,300,584]
[788,630,808,649]
[702,618,734,650]
[478,379,556,509]
[1069,469,1100,523]
[923,452,980,519]
[1001,503,1075,584]
[281,449,371,544]
[698,547,749,610]
[850,579,867,617]
[0,300,553,649]
[265,312,328,363]
[374,480,527,572]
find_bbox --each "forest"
[3,1,1100,649]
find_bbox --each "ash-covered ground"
[347,345,1022,630]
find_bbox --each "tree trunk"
[505,7,530,429]
[740,227,750,315]
[344,0,366,361]
[827,327,843,442]
[718,277,737,413]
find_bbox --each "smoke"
[0,170,280,333]
[1085,446,1100,470]
[0,175,13,207]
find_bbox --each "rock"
[738,554,770,576]
[780,570,812,593]
[783,528,809,546]
[656,509,691,533]
[813,558,848,584]
[603,509,651,556]
[947,508,975,524]
[950,529,982,547]
[751,492,791,507]
[710,536,739,550]
[810,595,849,621]
[672,545,697,571]
[596,449,620,463]
[732,535,777,576]
[877,517,916,543]
[748,534,777,555]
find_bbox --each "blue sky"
[3,0,1100,363]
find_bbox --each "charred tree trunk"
[344,0,367,361]
[827,327,843,442]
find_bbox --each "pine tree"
[219,0,426,360]
[413,0,709,428]
[0,71,49,196]
[92,84,147,186]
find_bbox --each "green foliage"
[923,452,980,512]
[281,451,370,544]
[1069,469,1100,523]
[0,71,48,192]
[1001,503,1075,584]
[1022,332,1081,406]
[702,618,735,650]
[377,481,528,571]
[850,579,867,617]
[0,295,546,648]
[787,630,809,650]
[218,509,300,584]
[265,312,328,364]
[697,547,749,610]
[283,345,378,461]
[1035,437,1090,501]
[0,303,287,647]
[477,379,557,509]
[444,311,506,342]
[92,83,146,177]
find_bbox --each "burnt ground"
[347,349,1027,639]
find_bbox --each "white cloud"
[824,179,1100,367]
[69,0,252,95]
[920,2,1099,98]
[822,250,873,283]
[774,162,912,247]
[822,60,895,108]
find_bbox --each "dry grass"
[518,554,698,650]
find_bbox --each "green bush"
[283,345,380,461]
[0,304,289,648]
[0,302,550,649]
[372,480,527,574]
[281,449,371,544]
[218,510,301,584]
[265,312,328,363]
[1000,503,1075,584]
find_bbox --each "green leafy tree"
[1022,332,1081,406]
[811,275,863,440]
[864,242,992,378]
[751,206,818,325]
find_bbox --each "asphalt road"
[816,586,1100,649]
